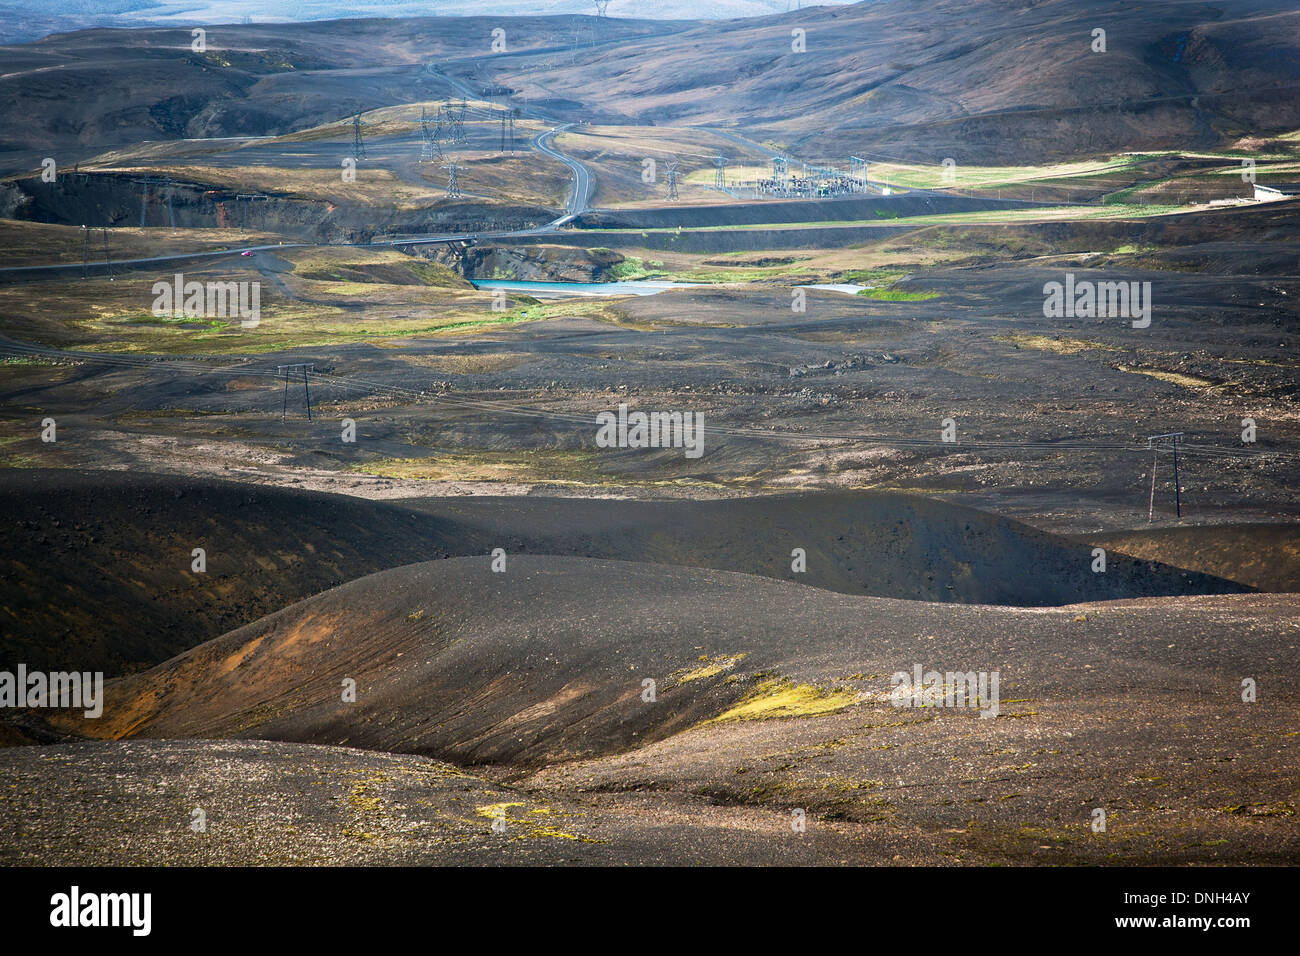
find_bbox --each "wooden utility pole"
[1146,432,1184,519]
[277,364,315,421]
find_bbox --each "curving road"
[430,62,591,217]
[533,124,591,219]
[0,119,598,279]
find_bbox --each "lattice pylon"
[442,162,463,199]
[352,111,366,160]
[419,106,435,162]
[665,160,680,202]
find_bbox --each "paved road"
[0,242,311,279]
[432,63,592,216]
[0,225,562,280]
[1,59,599,278]
[534,124,591,217]
[0,116,598,278]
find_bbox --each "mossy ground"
[349,448,609,485]
[708,678,862,723]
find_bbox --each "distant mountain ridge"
[0,1,1294,163]
[0,0,847,43]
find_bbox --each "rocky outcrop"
[422,242,625,282]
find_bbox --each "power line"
[1146,432,1185,519]
[131,176,174,229]
[500,103,515,154]
[352,111,366,161]
[277,363,314,421]
[419,106,436,163]
[442,162,463,199]
[451,100,467,145]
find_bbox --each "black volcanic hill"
[0,1,1295,164]
[0,469,1246,675]
[507,0,1300,160]
[0,14,681,158]
[0,469,476,674]
[40,556,1283,769]
[15,564,1299,866]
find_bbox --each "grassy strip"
[857,288,939,301]
[579,204,1193,235]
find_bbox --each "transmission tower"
[499,105,516,154]
[419,106,436,162]
[594,0,609,15]
[352,111,366,160]
[713,154,727,190]
[665,160,680,202]
[772,157,789,195]
[131,176,174,229]
[442,162,463,199]
[432,105,450,158]
[850,155,867,189]
[452,100,468,145]
[235,193,271,232]
[81,225,90,279]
